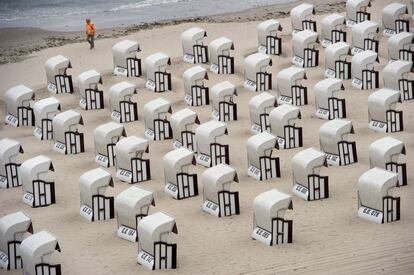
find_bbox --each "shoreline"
[0,0,345,65]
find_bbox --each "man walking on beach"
[85,18,95,49]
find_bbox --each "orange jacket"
[86,22,95,35]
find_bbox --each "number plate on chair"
[210,63,219,74]
[5,114,18,127]
[243,80,257,92]
[326,154,340,166]
[165,182,178,199]
[211,110,219,121]
[137,251,154,269]
[321,39,332,48]
[53,142,66,154]
[183,54,195,64]
[277,96,293,105]
[0,176,7,189]
[145,80,156,91]
[0,251,8,269]
[144,128,155,140]
[351,78,363,90]
[196,154,211,167]
[172,140,183,149]
[80,205,93,221]
[293,184,309,200]
[184,94,193,105]
[252,227,272,245]
[22,192,34,206]
[250,124,262,134]
[324,68,335,78]
[292,56,304,67]
[33,127,43,140]
[258,45,267,54]
[351,47,363,55]
[316,108,330,120]
[118,226,137,242]
[383,29,396,37]
[368,121,387,133]
[95,154,109,167]
[111,111,121,122]
[116,169,132,183]
[203,200,220,217]
[114,66,128,76]
[79,98,87,109]
[47,83,57,93]
[358,207,383,224]
[248,165,261,181]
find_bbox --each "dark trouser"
[87,34,94,49]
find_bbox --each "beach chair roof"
[292,148,326,186]
[244,53,272,81]
[369,136,405,169]
[325,42,350,69]
[170,108,199,141]
[292,30,318,56]
[202,164,237,204]
[45,55,71,75]
[5,85,34,116]
[346,0,371,21]
[209,36,234,64]
[77,69,102,91]
[314,78,344,109]
[0,138,23,165]
[358,168,398,210]
[181,27,207,54]
[0,211,32,252]
[387,32,414,60]
[319,119,354,154]
[382,3,407,30]
[195,120,227,155]
[269,104,301,138]
[276,66,306,95]
[163,148,195,184]
[79,168,113,207]
[246,132,277,167]
[352,21,379,48]
[321,14,345,40]
[291,3,315,30]
[258,19,282,44]
[183,65,208,92]
[368,88,401,122]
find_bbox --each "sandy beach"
[1,0,414,274]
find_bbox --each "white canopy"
[0,211,32,253]
[5,85,34,117]
[325,42,350,70]
[94,122,126,155]
[20,230,60,275]
[292,30,318,58]
[368,88,401,122]
[382,3,407,30]
[115,186,155,229]
[258,19,282,46]
[346,0,371,22]
[115,136,149,170]
[137,212,177,255]
[369,136,405,169]
[291,3,315,31]
[383,60,413,90]
[388,32,414,60]
[20,155,53,194]
[314,78,344,109]
[143,98,172,129]
[202,164,237,204]
[33,97,60,128]
[249,92,276,125]
[351,50,378,79]
[277,66,306,97]
[209,37,234,65]
[183,66,208,94]
[292,148,326,187]
[145,52,171,81]
[0,138,23,176]
[109,81,137,111]
[195,120,227,156]
[253,189,292,233]
[163,148,195,185]
[112,40,140,68]
[181,27,207,55]
[269,104,301,138]
[211,81,237,111]
[246,132,277,168]
[79,168,113,207]
[244,53,272,82]
[170,108,200,142]
[321,14,345,41]
[77,69,102,97]
[319,119,354,155]
[352,21,379,49]
[358,167,398,210]
[45,55,71,84]
[52,110,83,143]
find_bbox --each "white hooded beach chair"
[324,42,351,79]
[20,230,61,275]
[382,60,413,100]
[137,212,178,270]
[243,53,272,92]
[321,14,346,47]
[94,122,126,167]
[209,37,234,74]
[4,85,34,127]
[258,19,283,55]
[112,39,142,77]
[115,186,155,242]
[292,148,328,201]
[33,97,60,140]
[369,137,407,186]
[292,30,319,67]
[368,88,403,133]
[269,104,302,149]
[45,55,73,94]
[202,164,239,217]
[319,119,357,166]
[351,21,379,55]
[211,81,237,122]
[77,69,103,110]
[346,0,371,26]
[276,66,307,106]
[115,136,150,183]
[145,52,171,92]
[52,110,84,155]
[163,148,198,200]
[170,108,200,151]
[181,27,208,64]
[195,120,229,167]
[387,32,414,63]
[252,189,293,245]
[382,3,409,37]
[291,3,316,33]
[246,132,280,181]
[79,168,114,222]
[183,66,209,106]
[109,81,138,123]
[314,78,346,120]
[249,92,277,134]
[143,98,172,140]
[357,168,400,224]
[0,138,24,189]
[351,50,379,90]
[0,211,32,270]
[21,155,55,208]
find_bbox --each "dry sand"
[1,0,414,274]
